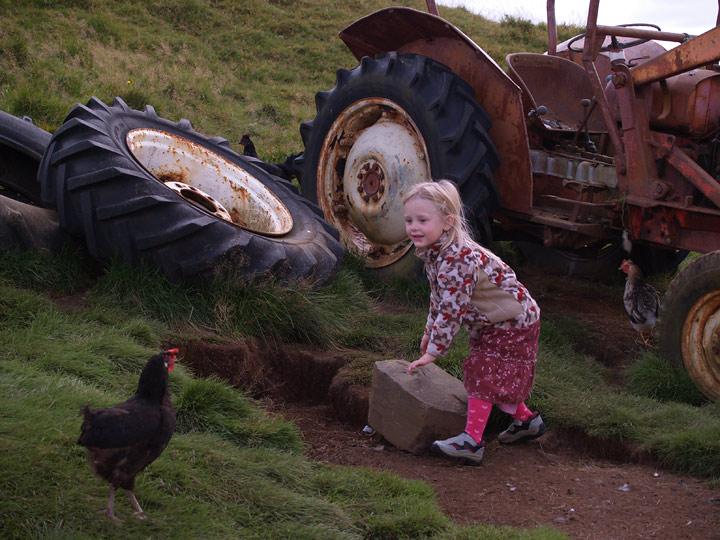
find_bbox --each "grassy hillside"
[2,1,719,538]
[0,0,577,162]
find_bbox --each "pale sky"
[437,0,717,38]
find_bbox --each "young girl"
[404,180,545,465]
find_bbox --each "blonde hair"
[403,180,478,251]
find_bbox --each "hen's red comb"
[166,348,179,355]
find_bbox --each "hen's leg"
[99,484,121,523]
[640,331,654,348]
[125,490,147,520]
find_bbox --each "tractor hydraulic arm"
[652,133,720,209]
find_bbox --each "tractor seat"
[506,53,607,133]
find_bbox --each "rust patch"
[158,171,186,184]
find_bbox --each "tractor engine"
[605,67,720,187]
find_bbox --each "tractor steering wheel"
[567,23,662,53]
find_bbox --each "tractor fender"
[339,7,533,214]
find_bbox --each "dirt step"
[180,339,368,414]
[178,338,661,467]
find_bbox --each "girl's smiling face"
[404,197,454,248]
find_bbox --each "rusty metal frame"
[577,0,720,254]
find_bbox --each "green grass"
[532,321,720,477]
[0,252,567,540]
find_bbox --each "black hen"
[238,134,302,181]
[238,133,258,158]
[78,348,179,522]
[620,259,660,347]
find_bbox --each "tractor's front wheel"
[299,52,500,280]
[658,251,720,401]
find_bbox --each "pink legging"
[465,397,533,443]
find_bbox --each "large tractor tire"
[657,251,720,401]
[0,111,51,206]
[300,52,500,281]
[38,97,344,286]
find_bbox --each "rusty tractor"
[298,1,720,400]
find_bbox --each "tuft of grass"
[86,259,372,348]
[175,376,302,452]
[0,245,94,295]
[532,321,720,476]
[625,352,708,406]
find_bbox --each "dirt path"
[280,402,719,540]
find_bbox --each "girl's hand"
[420,334,430,355]
[407,353,437,374]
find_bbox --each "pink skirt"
[463,321,540,404]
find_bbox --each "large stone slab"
[368,359,468,454]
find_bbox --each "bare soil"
[178,270,720,540]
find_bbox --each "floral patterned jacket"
[416,237,540,358]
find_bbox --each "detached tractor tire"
[658,251,720,401]
[38,97,344,286]
[300,52,500,280]
[0,111,51,206]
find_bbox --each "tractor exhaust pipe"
[547,0,558,56]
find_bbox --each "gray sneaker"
[431,432,485,465]
[498,412,546,444]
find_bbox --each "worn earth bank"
[179,269,720,540]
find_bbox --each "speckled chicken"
[620,259,660,347]
[78,348,178,522]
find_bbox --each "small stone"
[653,472,660,477]
[362,425,375,436]
[372,444,385,451]
[618,483,631,492]
[554,517,568,524]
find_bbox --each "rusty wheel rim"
[682,290,720,401]
[126,128,293,236]
[316,98,431,268]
